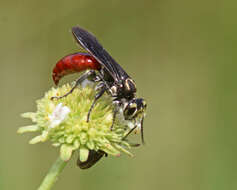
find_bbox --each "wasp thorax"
[124,78,136,93]
[124,98,146,120]
[115,79,136,99]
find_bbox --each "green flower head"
[18,84,137,163]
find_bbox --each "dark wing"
[72,26,129,82]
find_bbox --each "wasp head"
[124,98,147,120]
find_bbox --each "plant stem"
[38,157,67,190]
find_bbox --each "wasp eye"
[126,107,136,116]
[124,103,137,120]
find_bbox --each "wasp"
[52,26,147,168]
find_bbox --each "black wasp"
[52,26,147,169]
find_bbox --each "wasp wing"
[72,26,129,82]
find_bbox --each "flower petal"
[17,125,39,134]
[79,148,89,162]
[60,144,73,161]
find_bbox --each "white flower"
[49,103,71,128]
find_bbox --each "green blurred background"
[1,0,237,189]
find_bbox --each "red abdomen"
[52,52,101,85]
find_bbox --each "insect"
[77,150,107,169]
[52,26,147,143]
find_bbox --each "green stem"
[38,157,67,190]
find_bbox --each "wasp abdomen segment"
[52,52,101,85]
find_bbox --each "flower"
[18,83,135,162]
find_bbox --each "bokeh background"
[1,0,236,189]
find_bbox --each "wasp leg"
[110,109,118,130]
[87,86,106,122]
[123,117,145,145]
[122,126,141,147]
[51,71,96,100]
[122,125,137,141]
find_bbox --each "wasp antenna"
[141,117,145,145]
